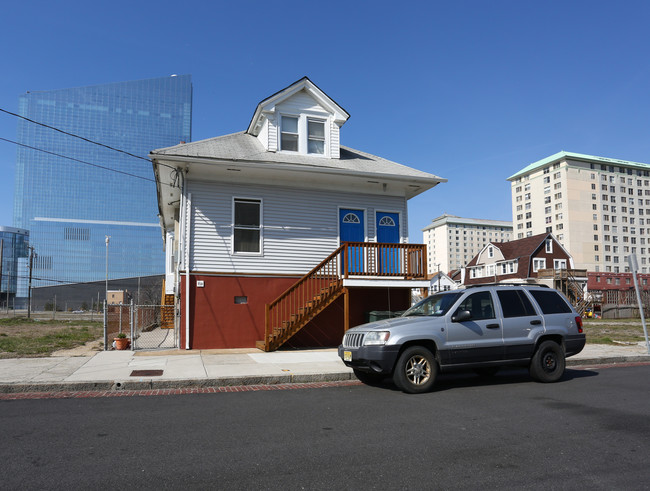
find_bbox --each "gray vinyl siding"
[186,179,408,275]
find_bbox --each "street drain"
[130,370,164,377]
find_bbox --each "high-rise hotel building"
[422,214,513,274]
[13,75,192,286]
[508,151,650,273]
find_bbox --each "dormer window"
[281,116,298,151]
[308,120,325,154]
[279,114,328,156]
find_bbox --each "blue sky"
[1,0,649,241]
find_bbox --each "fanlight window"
[378,216,396,226]
[343,213,361,224]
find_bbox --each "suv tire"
[529,340,566,383]
[393,346,437,394]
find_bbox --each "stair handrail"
[264,244,347,350]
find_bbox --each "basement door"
[340,209,365,273]
[376,212,400,274]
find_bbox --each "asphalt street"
[2,364,649,490]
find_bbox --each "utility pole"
[437,263,441,292]
[27,246,35,319]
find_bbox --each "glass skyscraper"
[13,75,192,286]
[0,226,29,308]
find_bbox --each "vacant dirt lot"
[0,318,103,358]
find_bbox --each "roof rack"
[464,282,549,289]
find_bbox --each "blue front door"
[340,209,364,273]
[377,212,400,274]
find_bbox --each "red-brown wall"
[179,275,412,349]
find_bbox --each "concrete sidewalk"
[0,343,648,393]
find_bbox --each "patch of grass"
[0,321,103,358]
[583,322,646,345]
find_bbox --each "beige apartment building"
[508,151,650,273]
[422,214,513,274]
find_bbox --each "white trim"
[343,278,430,288]
[231,196,263,256]
[337,206,368,246]
[532,258,546,272]
[185,192,192,350]
[375,210,404,243]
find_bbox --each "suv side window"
[529,290,572,314]
[456,291,495,320]
[496,290,537,317]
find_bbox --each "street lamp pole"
[105,235,110,306]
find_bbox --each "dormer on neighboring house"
[247,77,350,158]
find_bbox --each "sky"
[1,0,650,242]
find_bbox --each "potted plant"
[114,332,130,350]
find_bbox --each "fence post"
[130,299,135,351]
[103,300,108,351]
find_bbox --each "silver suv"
[338,284,586,393]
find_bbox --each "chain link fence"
[104,302,177,351]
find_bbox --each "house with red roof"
[464,232,573,285]
[463,232,588,312]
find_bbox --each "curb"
[1,356,648,395]
[0,371,356,394]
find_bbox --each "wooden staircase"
[257,245,345,351]
[538,269,588,315]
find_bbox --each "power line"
[0,107,151,162]
[0,106,178,172]
[0,137,175,187]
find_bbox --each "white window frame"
[545,239,553,253]
[532,258,546,272]
[278,113,329,157]
[232,197,263,256]
[280,115,299,152]
[554,259,567,269]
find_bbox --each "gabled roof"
[507,151,650,181]
[246,76,350,136]
[466,232,553,267]
[151,131,444,182]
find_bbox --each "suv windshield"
[403,291,463,317]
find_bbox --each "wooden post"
[343,287,350,332]
[264,303,270,351]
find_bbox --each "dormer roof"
[246,77,350,136]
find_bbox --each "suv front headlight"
[363,331,390,346]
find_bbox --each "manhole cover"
[130,370,164,377]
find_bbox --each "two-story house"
[150,77,445,350]
[464,232,588,312]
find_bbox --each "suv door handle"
[486,323,500,329]
[530,320,542,325]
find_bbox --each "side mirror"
[452,310,472,322]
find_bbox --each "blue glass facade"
[13,76,192,286]
[0,226,29,307]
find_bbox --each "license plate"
[343,351,352,362]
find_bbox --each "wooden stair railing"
[257,244,347,352]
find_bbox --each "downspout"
[185,191,192,349]
[176,169,186,348]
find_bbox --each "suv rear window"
[529,290,572,314]
[496,290,537,317]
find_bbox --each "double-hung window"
[281,116,299,152]
[233,198,261,254]
[307,120,325,154]
[280,115,327,155]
